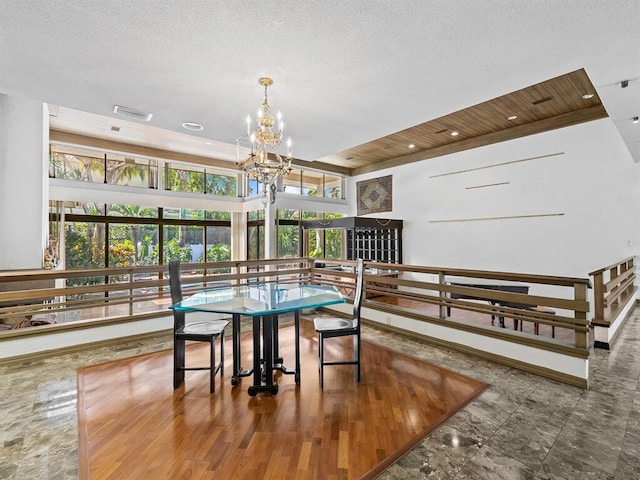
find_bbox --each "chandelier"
[237,77,293,204]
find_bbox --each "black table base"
[232,311,301,396]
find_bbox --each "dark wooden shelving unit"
[302,217,403,263]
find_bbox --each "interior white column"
[231,211,246,261]
[0,93,49,270]
[263,199,277,259]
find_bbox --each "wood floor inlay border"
[77,319,487,479]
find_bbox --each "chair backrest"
[168,260,183,303]
[352,258,365,323]
[168,260,185,330]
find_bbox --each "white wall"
[0,316,173,360]
[0,94,49,270]
[349,118,640,279]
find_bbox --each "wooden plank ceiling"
[331,68,607,176]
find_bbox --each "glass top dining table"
[171,283,345,395]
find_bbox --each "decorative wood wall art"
[357,175,392,215]
[429,152,564,178]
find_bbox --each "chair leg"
[318,333,324,389]
[220,330,224,376]
[174,338,185,390]
[210,338,216,393]
[355,335,361,382]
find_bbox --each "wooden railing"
[312,259,591,352]
[1,258,591,354]
[589,256,637,326]
[1,258,596,385]
[0,258,313,332]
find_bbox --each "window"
[107,204,158,218]
[64,221,106,270]
[323,174,342,199]
[109,223,159,267]
[247,210,265,260]
[50,144,242,198]
[205,226,232,272]
[247,178,262,197]
[106,153,157,188]
[165,165,205,194]
[206,172,237,197]
[276,211,344,259]
[50,144,157,188]
[51,204,232,269]
[282,168,343,199]
[165,163,238,197]
[50,145,105,183]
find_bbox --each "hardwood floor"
[77,318,487,480]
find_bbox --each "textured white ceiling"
[1,1,638,163]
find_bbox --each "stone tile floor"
[1,311,639,479]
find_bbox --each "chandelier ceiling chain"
[236,77,293,205]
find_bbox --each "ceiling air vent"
[113,105,153,122]
[531,96,554,106]
[110,126,121,132]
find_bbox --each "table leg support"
[248,315,278,396]
[231,313,253,386]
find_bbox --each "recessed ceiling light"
[408,144,415,149]
[507,115,518,121]
[205,141,212,145]
[182,122,203,131]
[582,93,595,99]
[451,131,459,136]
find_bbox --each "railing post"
[611,266,620,314]
[439,272,446,320]
[574,282,588,349]
[129,269,134,316]
[592,272,604,325]
[623,259,634,297]
[629,258,635,297]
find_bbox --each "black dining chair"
[169,260,228,393]
[313,258,364,389]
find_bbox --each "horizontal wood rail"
[1,257,591,358]
[589,256,636,327]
